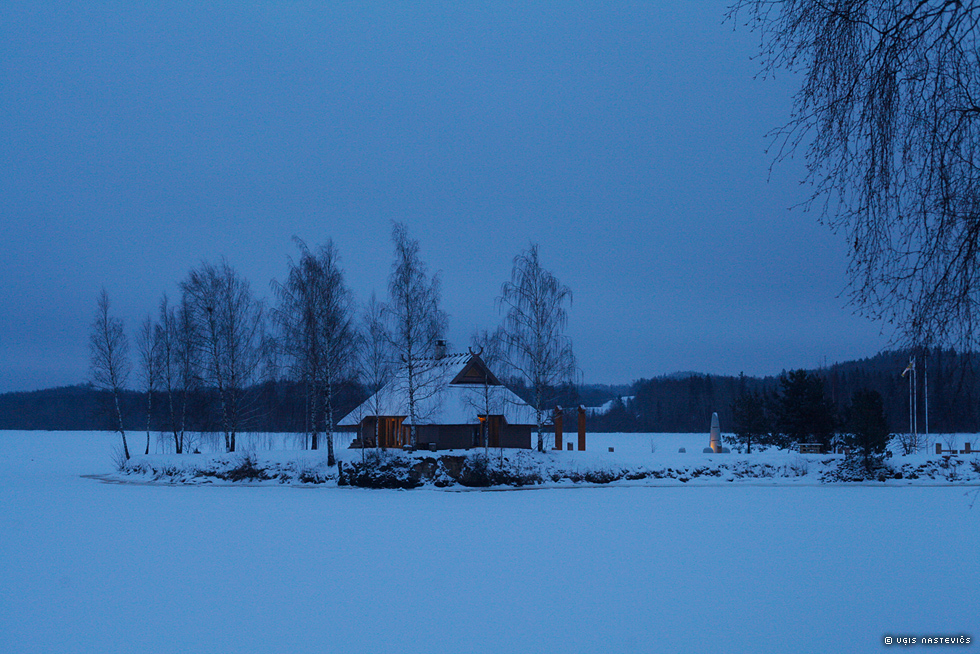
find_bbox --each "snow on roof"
[339,352,538,426]
[585,396,634,416]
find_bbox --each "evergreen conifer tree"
[845,389,891,474]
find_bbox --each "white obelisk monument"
[709,412,721,453]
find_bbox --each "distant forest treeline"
[586,349,980,434]
[0,381,363,435]
[3,349,978,434]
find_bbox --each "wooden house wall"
[358,416,406,449]
[500,424,531,449]
[356,418,531,450]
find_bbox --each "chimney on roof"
[434,339,447,360]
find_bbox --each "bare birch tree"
[89,289,131,460]
[182,260,264,453]
[156,295,178,452]
[469,329,509,454]
[499,244,576,452]
[730,1,980,350]
[384,223,448,447]
[360,292,393,454]
[272,239,357,465]
[174,296,198,452]
[135,314,161,455]
[313,241,357,466]
[155,293,196,454]
[272,241,324,451]
[258,322,283,433]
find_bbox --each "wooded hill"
[585,349,980,434]
[2,349,977,434]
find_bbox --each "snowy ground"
[1,431,978,653]
[117,431,980,487]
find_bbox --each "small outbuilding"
[338,348,537,450]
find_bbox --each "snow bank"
[112,432,980,488]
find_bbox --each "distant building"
[338,348,536,450]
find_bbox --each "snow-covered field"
[1,431,977,653]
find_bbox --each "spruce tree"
[846,389,891,474]
[774,370,835,451]
[730,387,770,453]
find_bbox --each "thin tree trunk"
[145,389,152,455]
[537,413,543,450]
[310,377,320,450]
[218,387,230,452]
[178,383,188,454]
[114,391,130,460]
[325,376,335,466]
[304,378,311,450]
[167,382,180,454]
[229,388,237,453]
[407,357,418,448]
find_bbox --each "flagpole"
[913,356,917,439]
[924,353,929,439]
[904,356,914,439]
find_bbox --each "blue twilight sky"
[0,1,893,393]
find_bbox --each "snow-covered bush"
[224,452,270,482]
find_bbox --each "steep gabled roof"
[338,352,537,426]
[450,355,503,386]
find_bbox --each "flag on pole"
[901,357,915,378]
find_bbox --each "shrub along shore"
[114,448,980,489]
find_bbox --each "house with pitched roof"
[338,345,536,450]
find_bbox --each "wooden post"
[554,406,563,451]
[578,405,586,452]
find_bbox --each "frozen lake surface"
[0,431,977,653]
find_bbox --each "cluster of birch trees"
[90,224,577,460]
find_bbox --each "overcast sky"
[0,1,893,393]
